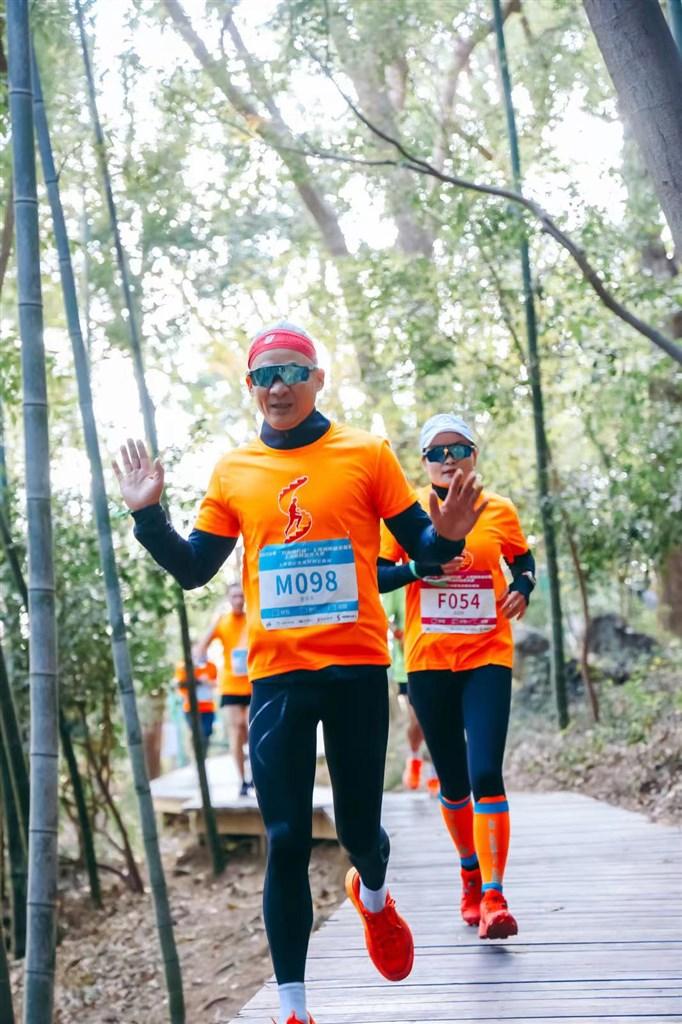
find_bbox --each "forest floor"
[8,650,680,1023]
[505,649,682,825]
[8,833,348,1024]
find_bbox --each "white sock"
[360,880,387,913]
[278,981,307,1023]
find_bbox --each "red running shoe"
[273,1015,316,1024]
[402,756,422,790]
[345,867,414,981]
[460,867,482,926]
[478,889,518,940]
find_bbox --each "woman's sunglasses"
[424,443,475,464]
[248,363,316,388]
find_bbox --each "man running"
[195,583,253,796]
[113,322,484,1024]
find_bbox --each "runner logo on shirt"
[278,476,313,543]
[456,548,475,571]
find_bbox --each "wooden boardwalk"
[150,755,336,841]
[231,791,682,1023]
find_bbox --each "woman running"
[378,412,535,940]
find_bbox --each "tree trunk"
[8,4,59,1020]
[659,546,682,637]
[492,0,568,728]
[74,4,225,881]
[142,692,165,781]
[32,48,185,1021]
[584,0,682,255]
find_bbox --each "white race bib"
[196,683,215,703]
[420,572,496,634]
[230,648,248,676]
[259,538,359,630]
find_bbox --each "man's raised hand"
[428,469,487,542]
[112,439,164,512]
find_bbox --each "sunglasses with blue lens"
[424,443,475,464]
[248,363,316,388]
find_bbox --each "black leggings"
[249,665,390,984]
[407,664,512,801]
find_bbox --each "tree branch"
[161,0,349,257]
[433,0,519,173]
[320,76,682,366]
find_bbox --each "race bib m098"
[259,538,359,630]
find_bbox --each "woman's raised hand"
[112,439,165,511]
[428,469,487,542]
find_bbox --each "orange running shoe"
[425,775,440,796]
[460,867,482,926]
[345,867,414,981]
[478,889,518,940]
[402,756,422,790]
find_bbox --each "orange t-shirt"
[194,423,416,681]
[211,611,251,698]
[175,659,218,713]
[379,486,529,673]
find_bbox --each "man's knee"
[266,820,311,868]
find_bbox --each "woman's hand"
[499,588,527,620]
[439,555,466,577]
[428,469,487,542]
[112,439,165,511]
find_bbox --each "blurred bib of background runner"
[259,538,359,629]
[230,648,248,675]
[420,572,496,634]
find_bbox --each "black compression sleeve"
[505,549,536,603]
[384,501,464,563]
[132,504,237,589]
[377,558,416,594]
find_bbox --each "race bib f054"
[420,572,496,634]
[259,538,359,630]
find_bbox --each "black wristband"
[508,576,533,603]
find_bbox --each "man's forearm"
[132,504,236,588]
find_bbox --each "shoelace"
[366,898,407,954]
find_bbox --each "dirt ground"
[9,836,347,1024]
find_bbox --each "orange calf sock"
[473,795,510,893]
[439,794,478,870]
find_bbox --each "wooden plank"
[229,791,682,1022]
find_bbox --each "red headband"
[247,327,317,368]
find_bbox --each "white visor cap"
[420,413,476,453]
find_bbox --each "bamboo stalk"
[74,0,226,877]
[0,913,15,1024]
[0,736,27,960]
[491,0,569,728]
[31,47,185,1021]
[8,3,59,1020]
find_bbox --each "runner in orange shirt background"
[174,656,218,753]
[114,324,485,1024]
[379,412,536,942]
[195,582,253,797]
